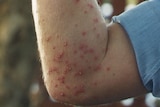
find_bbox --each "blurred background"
[0,0,159,107]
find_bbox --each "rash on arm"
[32,0,108,105]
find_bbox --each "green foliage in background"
[103,0,110,3]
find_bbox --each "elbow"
[45,79,98,106]
[49,93,91,106]
[47,89,93,106]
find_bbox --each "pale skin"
[32,0,148,106]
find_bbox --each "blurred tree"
[0,0,38,107]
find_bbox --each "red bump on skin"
[56,34,60,39]
[64,64,72,74]
[79,44,88,51]
[54,84,58,88]
[48,67,58,74]
[106,67,110,72]
[93,18,99,23]
[39,18,45,24]
[46,36,52,42]
[75,0,80,3]
[53,51,64,62]
[113,73,116,76]
[64,41,68,47]
[75,70,83,76]
[53,46,56,50]
[58,51,64,58]
[40,18,44,22]
[78,71,83,76]
[79,46,94,55]
[65,85,70,90]
[88,48,94,54]
[87,3,94,9]
[66,64,72,71]
[60,92,65,97]
[82,31,87,36]
[84,10,88,14]
[94,56,99,61]
[57,76,65,84]
[74,85,85,96]
[94,65,101,71]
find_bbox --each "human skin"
[32,0,148,106]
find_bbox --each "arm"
[32,0,148,106]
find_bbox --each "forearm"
[32,0,108,105]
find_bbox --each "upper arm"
[90,23,148,105]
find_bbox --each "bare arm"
[32,0,148,106]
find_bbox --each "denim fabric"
[112,0,160,97]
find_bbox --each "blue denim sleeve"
[112,0,160,97]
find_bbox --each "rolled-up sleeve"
[112,0,160,97]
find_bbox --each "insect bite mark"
[48,67,58,74]
[74,70,83,76]
[93,18,99,23]
[46,36,52,42]
[94,65,101,71]
[84,10,88,14]
[74,85,85,96]
[82,31,87,36]
[54,84,58,88]
[87,3,94,9]
[65,85,70,90]
[57,76,65,84]
[88,48,94,54]
[53,51,64,62]
[60,92,66,97]
[64,64,72,74]
[53,46,56,50]
[79,44,88,52]
[112,73,116,76]
[64,41,68,47]
[94,56,99,61]
[56,34,60,39]
[106,67,110,72]
[75,0,80,3]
